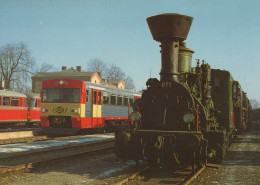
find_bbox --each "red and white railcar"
[0,90,40,127]
[40,79,141,135]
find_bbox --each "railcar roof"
[85,81,141,96]
[0,90,27,97]
[25,92,40,98]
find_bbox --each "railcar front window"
[43,88,80,102]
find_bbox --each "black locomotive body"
[114,13,251,170]
[232,81,252,132]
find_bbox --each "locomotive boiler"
[114,13,233,171]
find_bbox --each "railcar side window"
[98,91,102,104]
[0,96,2,105]
[124,97,128,106]
[86,90,89,103]
[111,95,116,105]
[103,95,109,104]
[3,97,10,106]
[117,96,123,105]
[11,97,19,106]
[129,98,134,106]
[93,90,97,104]
[30,98,37,107]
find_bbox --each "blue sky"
[1,0,260,102]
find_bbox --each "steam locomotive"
[114,13,251,171]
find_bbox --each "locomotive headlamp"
[59,80,64,85]
[41,108,48,113]
[183,113,194,123]
[129,111,142,122]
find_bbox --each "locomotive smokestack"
[147,13,193,82]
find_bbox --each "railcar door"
[92,89,102,128]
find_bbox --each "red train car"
[0,90,40,127]
[40,79,141,135]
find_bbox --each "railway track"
[114,164,205,185]
[0,137,114,174]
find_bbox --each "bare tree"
[0,42,35,91]
[124,75,135,90]
[32,62,57,77]
[87,58,107,77]
[37,62,57,73]
[86,58,136,90]
[105,64,125,79]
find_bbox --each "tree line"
[86,58,135,90]
[0,42,135,92]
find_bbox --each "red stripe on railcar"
[0,107,27,122]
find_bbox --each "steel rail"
[113,165,205,185]
[182,166,205,185]
[113,164,150,185]
[0,139,114,174]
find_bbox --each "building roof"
[33,69,96,78]
[102,78,123,85]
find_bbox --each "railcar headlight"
[183,113,194,123]
[71,108,79,114]
[129,111,141,122]
[41,108,48,113]
[59,80,64,85]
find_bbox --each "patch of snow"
[77,161,136,184]
[0,133,114,154]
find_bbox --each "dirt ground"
[191,124,260,185]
